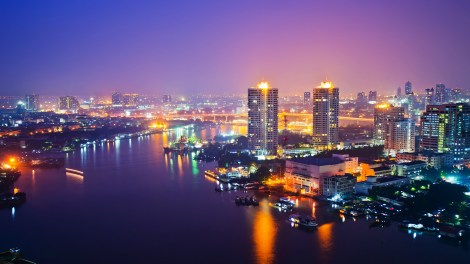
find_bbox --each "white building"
[248,81,278,156]
[312,81,339,149]
[285,157,345,195]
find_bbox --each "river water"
[1,126,468,263]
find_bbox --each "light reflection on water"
[253,200,277,264]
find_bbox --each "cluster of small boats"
[272,197,296,211]
[235,196,259,206]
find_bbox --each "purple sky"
[1,0,470,96]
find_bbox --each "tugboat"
[288,214,318,228]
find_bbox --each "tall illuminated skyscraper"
[248,81,278,156]
[312,81,339,149]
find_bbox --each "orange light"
[257,81,269,89]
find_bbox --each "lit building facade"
[420,103,470,163]
[384,119,415,156]
[25,94,39,111]
[373,103,405,145]
[248,81,278,156]
[58,96,79,111]
[312,81,339,149]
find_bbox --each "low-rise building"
[285,157,345,195]
[323,174,356,197]
[395,160,427,178]
[355,176,410,195]
[332,154,359,174]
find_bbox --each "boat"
[288,214,318,228]
[65,168,84,175]
[0,192,26,208]
[235,196,259,206]
[272,200,295,211]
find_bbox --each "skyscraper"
[312,81,339,149]
[25,94,39,111]
[396,86,402,97]
[420,103,470,163]
[248,81,278,156]
[112,92,123,105]
[368,91,377,102]
[58,96,80,111]
[424,88,435,107]
[405,81,412,95]
[384,119,415,156]
[373,103,405,145]
[435,83,445,104]
[303,92,311,104]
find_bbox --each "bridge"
[165,112,373,124]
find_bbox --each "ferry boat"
[65,168,84,175]
[288,214,318,228]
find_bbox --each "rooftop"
[289,157,343,166]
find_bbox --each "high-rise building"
[248,81,278,156]
[451,88,462,102]
[424,88,435,107]
[163,95,172,104]
[122,94,140,106]
[405,81,412,95]
[356,92,367,105]
[303,92,311,104]
[58,96,80,111]
[112,92,123,105]
[384,119,415,156]
[25,94,39,111]
[312,81,339,149]
[420,103,470,163]
[396,87,402,97]
[435,83,446,104]
[373,103,405,145]
[368,91,377,102]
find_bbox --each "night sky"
[1,0,470,96]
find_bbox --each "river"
[1,126,468,263]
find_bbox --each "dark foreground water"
[1,127,469,263]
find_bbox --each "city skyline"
[2,0,470,96]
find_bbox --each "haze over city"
[2,0,470,96]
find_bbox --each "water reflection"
[253,200,277,264]
[318,223,333,255]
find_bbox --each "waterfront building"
[58,96,79,111]
[355,176,410,195]
[312,81,339,149]
[420,103,470,163]
[25,94,39,111]
[395,160,427,178]
[285,157,345,195]
[323,174,355,197]
[373,103,405,145]
[247,81,279,156]
[405,81,412,95]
